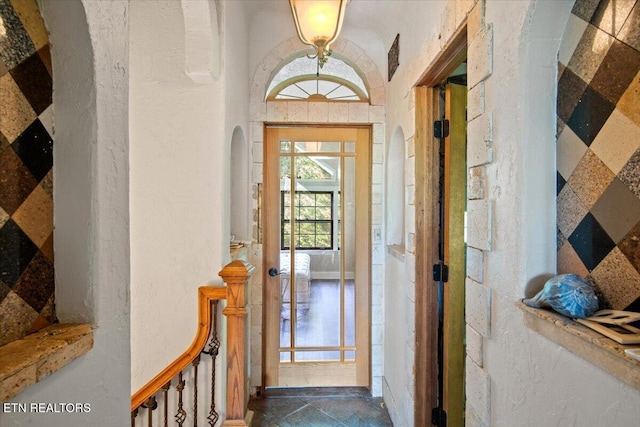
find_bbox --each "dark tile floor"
[248,388,394,426]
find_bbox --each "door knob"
[268,267,279,277]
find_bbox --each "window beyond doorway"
[281,190,336,250]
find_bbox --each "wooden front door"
[263,126,371,388]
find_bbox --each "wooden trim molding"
[417,25,468,87]
[414,86,440,425]
[131,285,227,410]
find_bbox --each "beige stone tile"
[557,126,587,180]
[0,292,38,347]
[590,109,640,174]
[557,185,589,238]
[590,248,640,310]
[567,149,615,209]
[9,0,49,50]
[286,101,307,122]
[348,103,369,123]
[12,185,53,247]
[617,70,640,127]
[266,101,287,122]
[557,241,589,277]
[590,0,636,37]
[0,206,9,228]
[567,24,614,84]
[466,279,491,338]
[559,14,589,66]
[0,73,37,142]
[327,103,349,123]
[307,101,328,123]
[40,169,53,197]
[40,232,53,262]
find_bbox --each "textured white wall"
[381,0,640,425]
[5,1,131,426]
[383,251,412,426]
[129,0,232,392]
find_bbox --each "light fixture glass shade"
[289,0,349,67]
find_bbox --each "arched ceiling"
[240,0,399,74]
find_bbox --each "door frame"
[262,124,372,390]
[414,24,468,426]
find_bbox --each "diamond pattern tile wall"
[557,0,640,311]
[0,0,55,347]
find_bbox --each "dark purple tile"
[12,119,53,182]
[0,219,38,287]
[9,51,52,115]
[568,212,616,271]
[557,68,588,123]
[0,144,39,215]
[13,251,54,313]
[566,85,615,146]
[0,0,36,69]
[590,40,640,105]
[619,220,640,275]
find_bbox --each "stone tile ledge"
[0,324,93,401]
[519,301,640,391]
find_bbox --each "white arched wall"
[386,127,405,246]
[6,1,131,426]
[480,0,640,424]
[383,125,413,427]
[230,126,249,241]
[129,0,229,392]
[180,0,221,83]
[247,36,387,395]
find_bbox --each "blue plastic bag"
[523,274,599,319]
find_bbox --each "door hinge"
[432,407,447,426]
[433,263,449,283]
[434,119,449,139]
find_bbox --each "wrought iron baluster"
[205,300,221,426]
[193,355,201,427]
[142,396,157,427]
[131,408,138,427]
[162,381,171,427]
[176,372,187,426]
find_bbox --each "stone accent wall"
[0,0,55,346]
[557,0,640,311]
[464,2,493,425]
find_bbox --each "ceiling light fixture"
[289,0,350,68]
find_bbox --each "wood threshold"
[0,323,94,401]
[520,301,640,391]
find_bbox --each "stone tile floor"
[248,387,394,426]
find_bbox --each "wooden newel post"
[219,260,254,426]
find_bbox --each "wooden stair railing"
[131,260,254,427]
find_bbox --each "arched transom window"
[267,55,369,102]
